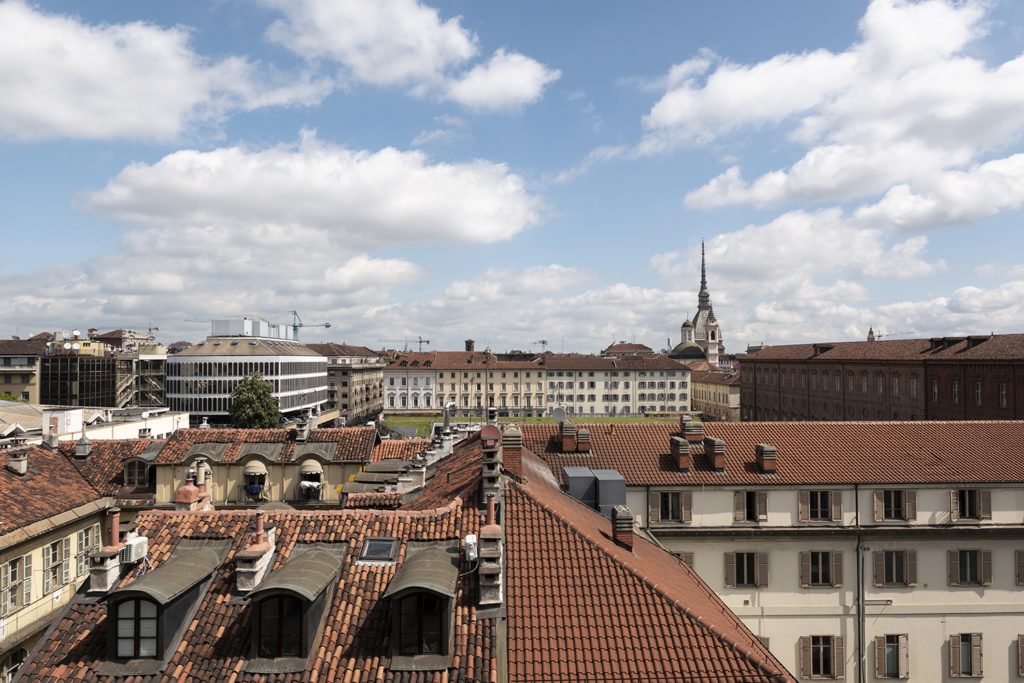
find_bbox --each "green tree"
[229,372,282,428]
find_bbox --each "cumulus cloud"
[0,0,329,141]
[261,0,559,110]
[77,130,544,247]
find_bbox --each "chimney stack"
[6,450,27,476]
[683,420,704,443]
[561,420,577,452]
[89,507,124,593]
[756,443,777,474]
[703,436,726,471]
[611,505,634,550]
[199,417,210,429]
[576,428,591,452]
[236,511,277,592]
[501,424,523,478]
[465,339,475,352]
[479,424,503,503]
[295,417,310,442]
[670,436,690,471]
[478,493,504,608]
[174,467,213,511]
[74,433,92,459]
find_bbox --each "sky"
[4,0,1024,355]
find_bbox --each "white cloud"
[77,130,543,247]
[443,265,590,303]
[0,0,329,141]
[446,49,561,111]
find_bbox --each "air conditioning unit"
[119,536,148,564]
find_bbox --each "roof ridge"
[508,480,788,680]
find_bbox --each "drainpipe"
[855,482,865,683]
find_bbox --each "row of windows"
[169,360,324,378]
[651,488,991,525]
[1,524,100,617]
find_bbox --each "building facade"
[742,334,1024,422]
[0,334,51,404]
[307,343,385,425]
[690,368,741,421]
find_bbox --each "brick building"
[741,334,1024,422]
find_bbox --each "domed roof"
[681,319,694,328]
[669,341,706,360]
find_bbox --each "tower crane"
[378,336,431,352]
[287,310,331,341]
[531,339,549,352]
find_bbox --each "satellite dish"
[72,342,80,350]
[63,342,71,350]
[141,411,150,419]
[551,407,566,422]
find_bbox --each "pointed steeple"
[697,240,711,311]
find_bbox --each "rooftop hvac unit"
[119,536,148,564]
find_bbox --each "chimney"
[478,493,504,608]
[74,433,92,459]
[199,417,210,429]
[561,420,577,452]
[683,420,704,443]
[174,468,212,511]
[89,507,123,593]
[42,432,59,450]
[576,428,591,453]
[479,424,503,503]
[756,443,777,474]
[236,511,277,592]
[501,424,523,477]
[703,437,726,471]
[6,450,27,476]
[611,505,633,550]
[670,436,690,471]
[295,418,310,442]
[465,339,475,352]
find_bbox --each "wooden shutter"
[756,491,767,521]
[757,552,769,587]
[724,552,736,587]
[0,562,8,617]
[648,491,660,525]
[681,492,692,523]
[906,550,917,586]
[830,491,842,522]
[873,490,884,522]
[733,491,745,522]
[980,490,992,519]
[950,490,960,522]
[831,551,843,587]
[22,553,31,603]
[799,636,811,678]
[798,490,810,522]
[898,634,909,679]
[874,635,886,678]
[949,634,961,677]
[1017,634,1024,677]
[1016,550,1024,585]
[799,551,811,588]
[833,635,845,678]
[873,551,884,586]
[970,633,982,676]
[61,537,71,585]
[947,550,959,586]
[904,491,916,521]
[981,550,993,585]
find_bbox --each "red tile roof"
[0,446,103,531]
[691,369,742,386]
[520,421,1024,486]
[505,451,792,682]
[58,439,163,495]
[372,438,432,462]
[745,333,1024,362]
[155,426,377,464]
[306,342,381,357]
[0,333,52,356]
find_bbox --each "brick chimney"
[756,443,777,474]
[703,436,726,471]
[501,424,522,478]
[175,467,213,512]
[683,420,704,443]
[576,428,591,452]
[6,449,27,476]
[480,424,502,503]
[561,420,577,452]
[670,436,690,471]
[236,511,277,592]
[89,507,124,593]
[611,505,634,550]
[478,493,504,608]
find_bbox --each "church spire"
[698,240,711,311]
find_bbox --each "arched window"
[258,595,303,657]
[398,593,444,655]
[116,598,159,658]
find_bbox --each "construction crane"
[531,339,549,352]
[378,336,431,352]
[288,310,331,341]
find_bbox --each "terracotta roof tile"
[372,438,432,462]
[520,421,1024,486]
[0,446,103,530]
[155,427,377,464]
[745,333,1024,362]
[57,439,163,495]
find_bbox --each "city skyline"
[4,0,1024,353]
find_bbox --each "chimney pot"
[703,436,726,471]
[684,420,704,443]
[107,506,122,549]
[6,450,28,476]
[755,443,777,474]
[611,505,633,550]
[561,420,577,452]
[670,436,690,471]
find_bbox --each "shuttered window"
[43,537,71,594]
[949,633,982,677]
[799,635,845,679]
[0,555,30,617]
[800,551,843,588]
[951,489,990,522]
[947,550,992,586]
[733,490,767,523]
[724,552,768,588]
[648,490,691,525]
[800,490,841,522]
[875,634,909,679]
[873,490,916,522]
[872,550,917,587]
[1016,550,1024,586]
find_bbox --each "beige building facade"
[307,344,385,425]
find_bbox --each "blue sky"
[4,0,1024,354]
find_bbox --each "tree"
[229,372,282,428]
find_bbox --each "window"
[124,460,150,488]
[932,379,939,402]
[872,550,916,586]
[874,489,915,522]
[948,549,991,586]
[1000,382,1008,408]
[724,552,767,588]
[650,491,691,524]
[800,490,839,522]
[398,593,445,655]
[974,381,982,406]
[892,376,899,397]
[952,380,959,404]
[951,489,990,522]
[800,551,842,587]
[43,536,70,594]
[800,635,844,678]
[258,595,303,657]
[1,649,26,683]
[875,634,908,679]
[116,598,159,658]
[950,633,982,677]
[733,490,767,523]
[361,537,399,562]
[0,554,31,616]
[77,523,101,575]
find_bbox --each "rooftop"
[154,426,377,464]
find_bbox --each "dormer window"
[383,544,457,671]
[116,598,159,658]
[399,593,444,654]
[124,460,152,489]
[257,595,302,657]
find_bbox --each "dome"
[669,341,706,360]
[681,319,694,328]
